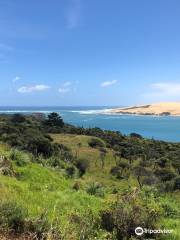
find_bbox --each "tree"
[118,160,129,176]
[11,114,26,124]
[44,112,64,128]
[130,132,142,139]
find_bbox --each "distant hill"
[108,102,180,116]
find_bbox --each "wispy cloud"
[18,84,50,93]
[58,87,71,93]
[58,81,77,94]
[141,82,180,102]
[66,0,82,29]
[101,80,117,87]
[144,82,180,97]
[13,76,22,83]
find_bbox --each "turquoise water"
[0,106,180,142]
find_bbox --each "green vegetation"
[0,113,179,239]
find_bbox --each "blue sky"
[1,0,180,106]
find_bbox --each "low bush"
[0,201,28,233]
[174,177,180,190]
[161,203,178,218]
[9,149,30,166]
[72,181,81,191]
[154,168,177,182]
[26,211,55,239]
[110,166,121,178]
[100,190,161,240]
[86,182,105,197]
[70,209,101,240]
[66,165,77,178]
[0,155,14,176]
[47,156,65,169]
[75,158,89,177]
[88,138,105,148]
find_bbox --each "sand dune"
[108,102,180,116]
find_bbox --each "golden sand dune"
[109,102,180,116]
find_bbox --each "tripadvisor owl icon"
[135,227,144,236]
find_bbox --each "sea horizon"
[0,106,180,143]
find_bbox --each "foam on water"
[70,108,114,115]
[0,106,180,142]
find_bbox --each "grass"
[51,134,180,240]
[0,163,104,215]
[51,134,136,191]
[0,135,180,239]
[0,142,105,238]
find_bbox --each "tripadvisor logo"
[135,227,173,236]
[135,227,144,236]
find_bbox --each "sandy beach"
[107,102,180,116]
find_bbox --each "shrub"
[47,156,65,168]
[156,157,169,168]
[0,201,28,233]
[100,190,160,240]
[161,203,177,218]
[154,168,177,182]
[133,166,152,188]
[88,138,105,148]
[70,209,100,240]
[9,149,30,166]
[110,166,122,178]
[86,182,105,197]
[10,114,26,124]
[26,211,53,239]
[75,158,89,177]
[0,155,14,176]
[142,176,159,186]
[72,181,81,191]
[111,162,129,180]
[66,165,76,178]
[174,177,180,190]
[130,133,142,139]
[27,136,54,157]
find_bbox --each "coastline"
[103,102,180,116]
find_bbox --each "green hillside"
[0,113,179,239]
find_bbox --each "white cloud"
[145,82,180,97]
[18,85,50,93]
[58,81,77,94]
[13,76,22,82]
[66,0,81,28]
[101,80,117,87]
[58,87,70,93]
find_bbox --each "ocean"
[0,106,180,142]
